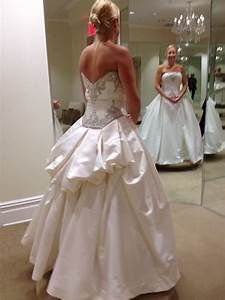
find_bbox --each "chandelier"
[172,1,205,44]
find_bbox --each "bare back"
[79,41,119,83]
[79,40,140,123]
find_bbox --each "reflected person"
[140,44,203,165]
[22,1,180,299]
[188,73,197,100]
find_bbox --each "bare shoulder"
[156,64,164,74]
[113,44,129,54]
[176,63,185,71]
[158,64,165,71]
[112,44,131,62]
[79,45,93,69]
[80,45,92,59]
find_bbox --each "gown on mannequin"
[139,71,203,165]
[204,96,225,154]
[214,77,225,105]
[22,71,180,300]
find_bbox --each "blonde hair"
[89,0,119,34]
[166,44,177,53]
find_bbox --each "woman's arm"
[117,47,140,124]
[79,50,87,102]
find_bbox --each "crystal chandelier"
[172,1,205,44]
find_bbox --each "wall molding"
[0,195,42,227]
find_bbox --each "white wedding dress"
[22,71,180,300]
[204,97,225,154]
[139,72,203,165]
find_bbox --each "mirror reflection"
[203,0,225,216]
[129,0,210,205]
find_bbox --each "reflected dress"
[139,71,203,165]
[204,97,225,154]
[22,71,180,300]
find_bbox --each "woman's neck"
[166,62,176,69]
[95,32,117,44]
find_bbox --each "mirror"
[203,0,225,216]
[129,0,210,205]
[44,0,128,142]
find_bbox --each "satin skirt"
[139,94,203,165]
[22,116,180,300]
[204,97,225,154]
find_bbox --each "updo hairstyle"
[89,0,119,34]
[166,44,177,54]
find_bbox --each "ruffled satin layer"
[22,116,180,300]
[139,94,203,165]
[204,97,225,154]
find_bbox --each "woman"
[22,2,180,299]
[139,45,203,165]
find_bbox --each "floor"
[203,150,225,216]
[158,149,225,216]
[158,163,202,205]
[1,203,225,300]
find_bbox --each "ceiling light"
[172,1,205,44]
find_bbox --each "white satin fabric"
[22,71,180,300]
[139,72,203,165]
[204,97,225,154]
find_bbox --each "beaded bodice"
[161,72,182,98]
[81,71,125,129]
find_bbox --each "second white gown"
[204,97,225,154]
[139,72,203,165]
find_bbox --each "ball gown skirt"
[139,72,203,165]
[22,71,180,300]
[204,97,225,154]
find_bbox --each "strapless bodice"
[81,71,125,128]
[161,72,182,98]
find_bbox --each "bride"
[22,1,180,299]
[139,44,203,165]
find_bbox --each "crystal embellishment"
[81,71,124,129]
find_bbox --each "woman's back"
[80,40,124,82]
[80,39,140,123]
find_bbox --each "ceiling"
[129,0,211,27]
[44,0,128,20]
[44,0,224,28]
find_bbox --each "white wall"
[129,42,160,115]
[0,0,54,202]
[71,20,87,104]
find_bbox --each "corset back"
[161,72,182,98]
[81,71,125,129]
